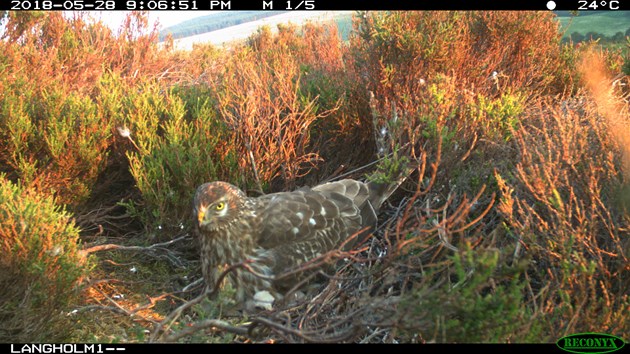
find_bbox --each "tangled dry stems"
[148,146,497,343]
[2,11,628,343]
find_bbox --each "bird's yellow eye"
[215,202,225,211]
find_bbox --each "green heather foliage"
[117,78,241,231]
[0,11,174,208]
[0,175,91,341]
[398,243,540,342]
[470,90,525,142]
[0,82,110,206]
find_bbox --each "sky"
[0,11,220,36]
[78,11,219,31]
[0,10,350,48]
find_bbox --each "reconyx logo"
[557,333,625,354]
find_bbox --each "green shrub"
[470,90,525,142]
[0,79,111,206]
[118,79,240,233]
[397,242,540,342]
[0,175,91,341]
[350,11,575,152]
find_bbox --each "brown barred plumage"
[192,179,399,306]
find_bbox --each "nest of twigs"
[149,168,494,343]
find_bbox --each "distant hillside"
[160,11,629,48]
[167,11,354,50]
[555,11,630,38]
[159,11,289,40]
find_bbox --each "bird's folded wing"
[256,189,362,250]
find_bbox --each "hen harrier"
[193,178,401,307]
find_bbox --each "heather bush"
[244,22,374,184]
[350,11,575,145]
[349,11,628,342]
[494,56,629,336]
[0,78,111,206]
[0,175,91,341]
[469,90,525,142]
[114,77,241,233]
[213,45,338,191]
[0,11,178,209]
[397,242,540,342]
[1,9,627,343]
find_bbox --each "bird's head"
[193,182,247,232]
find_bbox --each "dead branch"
[82,234,190,254]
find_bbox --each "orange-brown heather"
[0,11,627,342]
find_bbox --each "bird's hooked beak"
[197,206,207,227]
